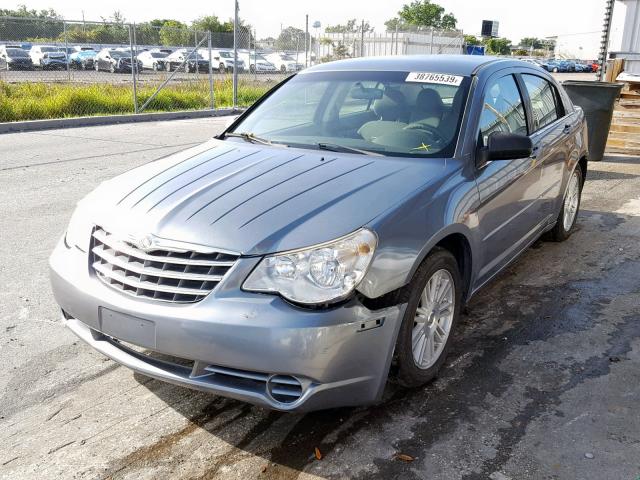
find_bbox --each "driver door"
[473,72,546,285]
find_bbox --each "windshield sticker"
[406,72,463,86]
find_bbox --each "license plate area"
[98,307,156,349]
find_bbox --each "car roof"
[305,54,507,76]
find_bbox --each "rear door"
[519,73,573,220]
[473,72,546,284]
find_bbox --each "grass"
[0,79,272,122]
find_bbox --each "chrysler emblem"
[137,235,154,250]
[126,233,154,251]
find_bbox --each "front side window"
[228,70,471,158]
[478,74,527,146]
[522,74,560,131]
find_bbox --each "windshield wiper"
[317,142,384,157]
[224,131,281,146]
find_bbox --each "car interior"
[237,78,469,156]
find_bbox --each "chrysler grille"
[90,227,238,303]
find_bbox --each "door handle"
[563,124,572,134]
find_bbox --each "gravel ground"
[1,118,639,480]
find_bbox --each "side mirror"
[478,132,532,165]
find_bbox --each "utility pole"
[305,14,309,68]
[598,0,615,81]
[233,0,239,108]
[361,19,365,57]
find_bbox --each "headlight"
[243,228,377,305]
[64,206,93,251]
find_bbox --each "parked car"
[210,49,245,73]
[29,45,66,69]
[265,52,304,73]
[0,46,33,70]
[69,49,97,70]
[73,46,97,52]
[164,49,209,72]
[238,51,277,73]
[94,49,141,73]
[539,59,567,73]
[50,55,588,412]
[137,50,169,71]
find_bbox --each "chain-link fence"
[0,15,464,122]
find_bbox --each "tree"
[0,5,62,41]
[159,20,190,46]
[484,37,512,55]
[276,26,305,51]
[192,15,233,34]
[384,17,405,32]
[325,19,372,34]
[464,34,481,46]
[387,0,458,30]
[513,48,528,56]
[519,37,543,49]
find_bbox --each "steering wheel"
[403,122,446,145]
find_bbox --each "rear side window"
[522,74,561,131]
[478,74,527,147]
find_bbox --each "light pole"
[312,21,321,65]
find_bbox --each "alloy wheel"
[563,171,580,231]
[411,269,455,370]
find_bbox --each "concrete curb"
[0,108,244,134]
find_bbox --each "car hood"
[83,139,448,255]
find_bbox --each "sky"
[6,0,614,43]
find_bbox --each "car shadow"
[126,208,638,479]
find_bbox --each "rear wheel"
[394,247,462,388]
[550,168,583,241]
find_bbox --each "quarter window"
[522,74,560,131]
[478,75,527,146]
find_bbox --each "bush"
[0,79,272,122]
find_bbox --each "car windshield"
[228,70,470,158]
[6,48,28,57]
[150,52,166,58]
[280,54,295,61]
[109,51,128,58]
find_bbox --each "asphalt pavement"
[1,118,639,480]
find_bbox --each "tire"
[95,62,99,72]
[219,63,226,74]
[550,167,583,241]
[553,67,558,73]
[250,65,256,74]
[109,63,115,74]
[152,62,158,71]
[166,62,172,72]
[394,247,462,388]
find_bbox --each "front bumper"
[49,238,405,411]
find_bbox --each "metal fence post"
[430,28,434,54]
[129,23,138,113]
[233,0,238,108]
[360,20,365,57]
[208,31,214,109]
[64,20,70,82]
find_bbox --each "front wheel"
[550,168,583,241]
[393,247,462,388]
